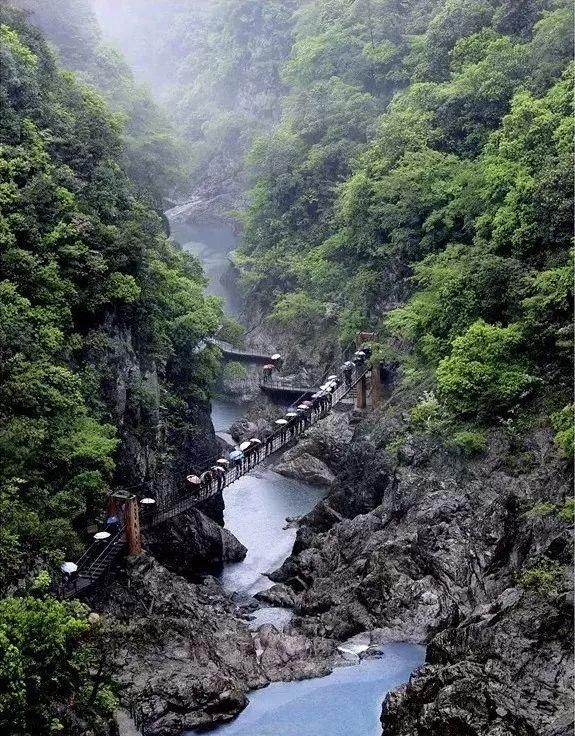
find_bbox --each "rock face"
[266,405,573,735]
[275,411,353,486]
[276,450,335,486]
[144,508,247,575]
[382,590,573,736]
[91,555,337,736]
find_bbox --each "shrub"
[550,405,574,460]
[437,320,531,419]
[218,317,245,348]
[452,430,487,456]
[409,391,447,432]
[222,361,247,382]
[519,561,565,595]
[556,497,574,522]
[523,500,555,518]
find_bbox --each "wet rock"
[91,555,338,736]
[144,508,247,575]
[276,450,335,486]
[255,583,298,608]
[230,417,273,443]
[268,410,573,733]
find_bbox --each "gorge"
[0,2,573,736]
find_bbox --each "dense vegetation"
[238,0,573,442]
[13,0,185,207]
[93,0,297,197]
[0,9,221,594]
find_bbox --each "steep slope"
[0,7,222,590]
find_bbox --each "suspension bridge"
[57,332,381,598]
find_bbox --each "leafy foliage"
[236,0,572,435]
[0,595,116,735]
[0,11,221,586]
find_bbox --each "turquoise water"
[186,643,424,736]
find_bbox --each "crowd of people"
[186,345,372,498]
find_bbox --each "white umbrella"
[61,562,77,574]
[239,441,251,451]
[211,465,225,473]
[216,458,230,465]
[297,404,308,410]
[249,438,262,444]
[355,351,366,357]
[320,384,330,391]
[186,474,201,484]
[271,353,281,360]
[286,412,298,417]
[141,497,156,505]
[275,418,288,425]
[327,375,337,380]
[94,531,111,541]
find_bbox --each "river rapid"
[169,219,424,735]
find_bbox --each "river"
[170,219,424,735]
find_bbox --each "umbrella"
[327,375,337,380]
[61,562,77,574]
[186,474,201,484]
[216,458,230,465]
[94,531,111,541]
[354,350,366,357]
[141,497,156,505]
[320,384,330,391]
[239,441,251,451]
[211,465,225,473]
[106,515,119,525]
[200,471,212,481]
[271,353,281,360]
[345,361,354,368]
[229,450,244,460]
[302,400,313,406]
[286,411,298,417]
[264,364,275,370]
[275,418,288,425]
[249,438,262,444]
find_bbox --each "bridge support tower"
[108,491,142,557]
[355,331,379,409]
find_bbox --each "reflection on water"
[219,466,326,595]
[170,221,241,316]
[185,643,425,736]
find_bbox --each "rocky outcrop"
[382,589,574,736]
[276,450,335,486]
[266,405,573,734]
[144,508,247,575]
[91,555,337,736]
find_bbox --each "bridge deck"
[61,366,369,594]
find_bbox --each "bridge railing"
[61,363,370,593]
[142,365,369,528]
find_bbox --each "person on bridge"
[271,353,284,372]
[343,363,353,387]
[360,344,373,359]
[262,364,274,383]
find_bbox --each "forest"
[0,4,222,732]
[0,0,572,734]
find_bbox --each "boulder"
[144,508,246,575]
[276,450,335,486]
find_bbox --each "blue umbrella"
[106,516,119,525]
[229,450,244,460]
